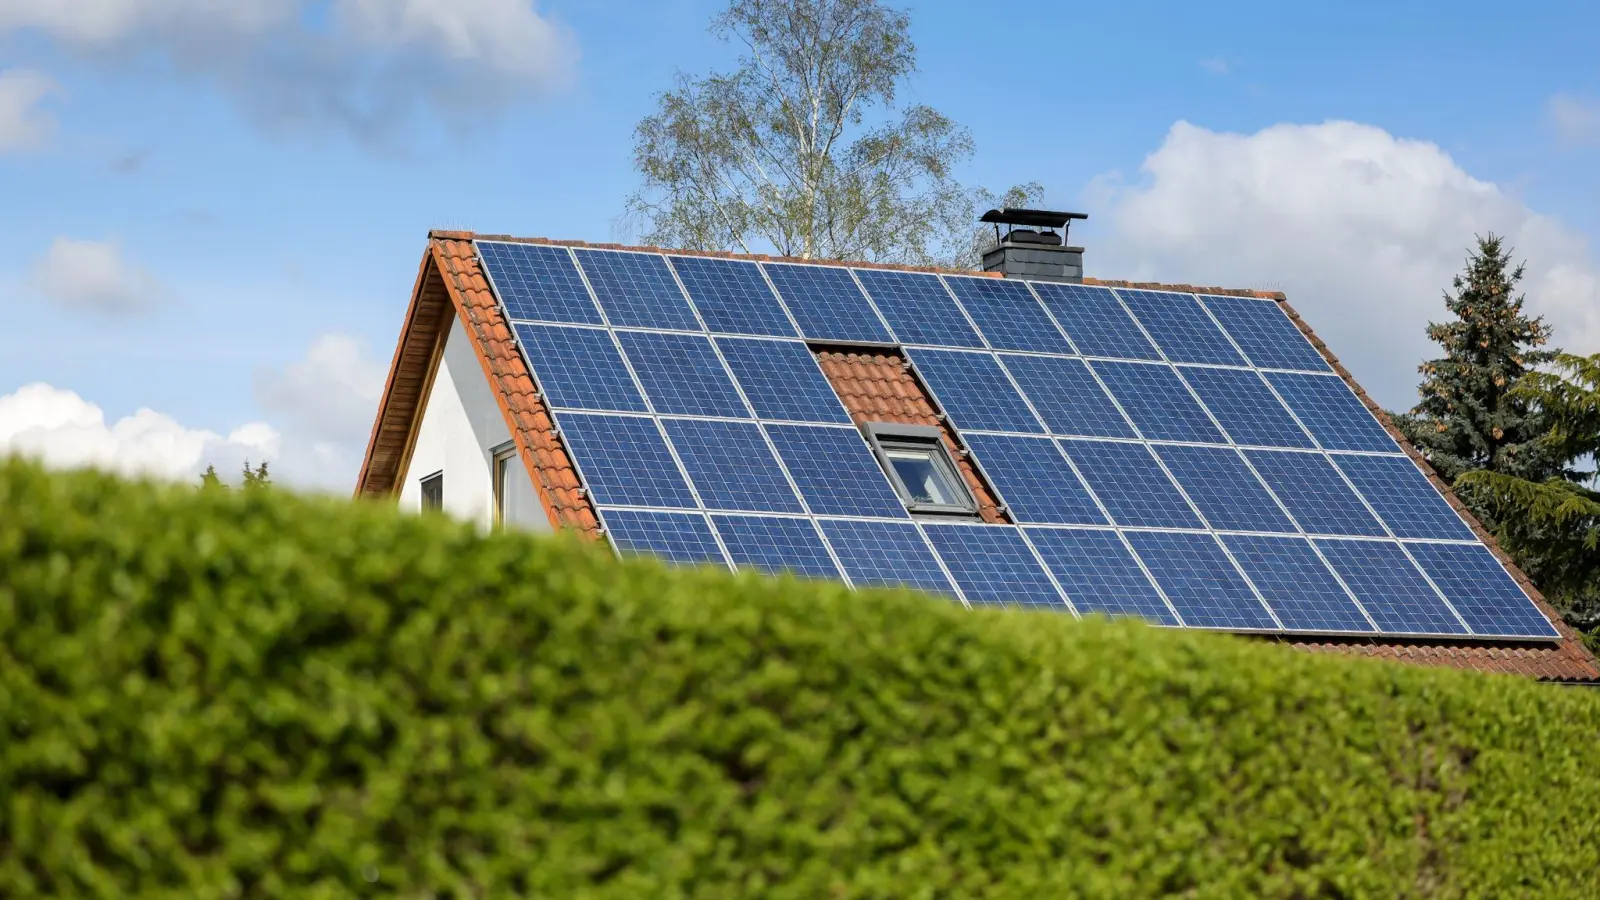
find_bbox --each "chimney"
[979,208,1088,283]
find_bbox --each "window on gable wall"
[420,472,444,512]
[493,444,539,529]
[861,423,979,516]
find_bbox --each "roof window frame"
[860,422,980,517]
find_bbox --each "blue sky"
[1,0,1597,488]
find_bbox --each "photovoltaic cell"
[907,349,1043,434]
[1125,531,1277,630]
[1154,444,1296,533]
[765,425,908,518]
[1179,366,1314,449]
[713,515,842,580]
[1031,282,1161,360]
[1314,539,1466,636]
[1060,440,1204,529]
[513,324,646,413]
[854,268,983,348]
[923,524,1065,610]
[963,434,1107,525]
[715,337,851,424]
[818,519,955,596]
[1200,295,1331,372]
[604,510,727,567]
[1117,289,1247,366]
[477,241,602,325]
[944,276,1074,354]
[1244,450,1387,537]
[763,263,893,343]
[556,413,697,509]
[573,249,701,331]
[668,256,796,337]
[1407,543,1559,638]
[1000,354,1136,439]
[1221,535,1373,633]
[1265,372,1398,453]
[1333,454,1476,541]
[662,419,803,513]
[1091,361,1227,444]
[1026,528,1178,625]
[616,331,748,418]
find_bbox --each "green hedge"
[2,458,1599,898]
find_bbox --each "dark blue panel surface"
[713,515,842,580]
[573,249,700,330]
[765,425,908,518]
[1244,450,1387,537]
[1118,289,1247,366]
[1265,372,1398,452]
[924,525,1065,610]
[604,510,727,566]
[1408,543,1560,638]
[662,419,802,513]
[513,324,646,413]
[1032,282,1161,360]
[963,434,1107,526]
[818,519,956,595]
[1000,354,1136,439]
[1092,362,1227,443]
[1200,295,1331,372]
[763,263,892,343]
[1179,366,1314,448]
[944,276,1074,354]
[668,256,797,337]
[907,349,1043,434]
[1125,531,1277,630]
[1222,535,1373,633]
[1314,539,1467,635]
[557,414,697,509]
[477,241,602,325]
[854,269,983,348]
[715,337,850,424]
[1332,455,1476,541]
[1060,440,1204,529]
[1155,444,1296,533]
[1026,528,1178,625]
[616,331,748,418]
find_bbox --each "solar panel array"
[474,240,1560,641]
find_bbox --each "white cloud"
[1198,57,1229,76]
[30,237,162,314]
[255,332,386,443]
[1547,94,1600,147]
[1087,120,1600,410]
[0,69,58,152]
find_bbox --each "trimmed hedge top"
[2,457,1599,898]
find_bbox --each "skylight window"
[862,423,978,515]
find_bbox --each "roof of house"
[357,231,1600,683]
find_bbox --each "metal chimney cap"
[979,208,1088,229]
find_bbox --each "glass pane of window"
[420,473,443,512]
[886,447,957,505]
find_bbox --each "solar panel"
[1025,528,1178,624]
[963,434,1107,526]
[513,324,647,413]
[818,519,956,596]
[1125,531,1277,630]
[1407,543,1560,638]
[556,413,697,509]
[713,515,843,580]
[1179,366,1314,449]
[1244,450,1386,537]
[943,276,1074,354]
[763,263,893,343]
[764,424,908,518]
[477,241,602,325]
[923,524,1066,610]
[667,256,797,337]
[715,337,851,424]
[1154,444,1297,534]
[1117,289,1248,367]
[1313,539,1467,636]
[999,354,1136,439]
[1091,361,1227,444]
[573,249,701,331]
[615,331,749,418]
[1265,372,1398,453]
[662,419,803,513]
[1031,282,1162,360]
[1221,535,1373,633]
[854,269,984,348]
[907,349,1043,434]
[1331,454,1476,541]
[1059,440,1204,529]
[604,510,728,567]
[1200,295,1331,372]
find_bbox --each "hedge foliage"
[3,457,1600,898]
